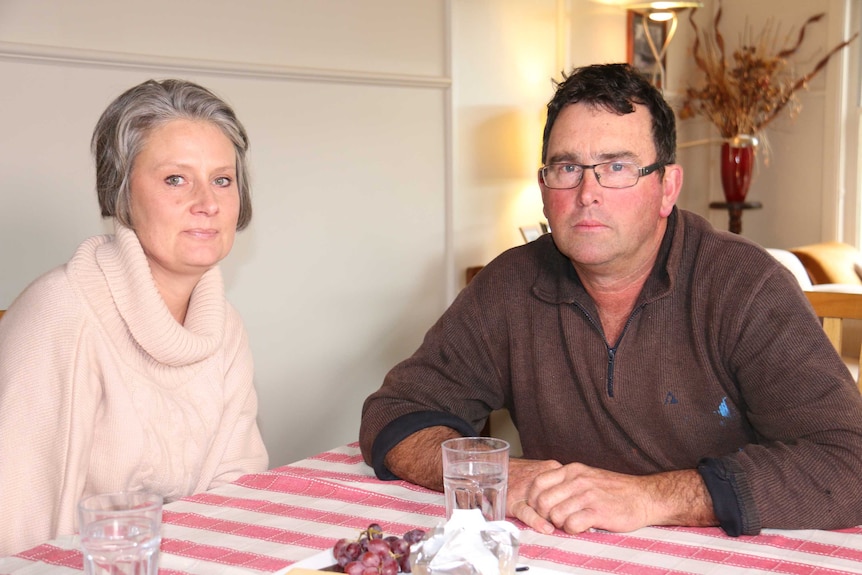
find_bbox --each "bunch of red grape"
[332,523,427,574]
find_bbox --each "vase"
[719,135,758,203]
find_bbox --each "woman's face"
[129,119,240,287]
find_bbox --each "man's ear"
[660,163,683,217]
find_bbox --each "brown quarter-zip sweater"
[360,208,862,535]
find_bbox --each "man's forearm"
[649,469,717,527]
[383,426,462,491]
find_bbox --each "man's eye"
[561,164,578,174]
[609,163,626,173]
[166,175,184,186]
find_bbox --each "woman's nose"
[192,183,219,215]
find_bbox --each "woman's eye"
[214,176,232,187]
[166,175,184,186]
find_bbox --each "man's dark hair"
[541,63,676,173]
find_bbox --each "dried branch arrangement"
[679,1,858,140]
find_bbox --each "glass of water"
[78,491,163,575]
[442,437,509,522]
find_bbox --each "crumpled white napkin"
[413,508,520,575]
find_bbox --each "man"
[359,64,862,536]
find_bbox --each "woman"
[0,79,268,555]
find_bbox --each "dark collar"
[530,207,681,307]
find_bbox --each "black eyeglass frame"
[539,160,666,190]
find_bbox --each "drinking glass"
[78,491,163,575]
[442,437,509,521]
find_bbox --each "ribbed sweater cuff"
[698,457,761,536]
[370,411,476,480]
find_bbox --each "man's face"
[539,103,682,274]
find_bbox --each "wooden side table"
[709,201,762,234]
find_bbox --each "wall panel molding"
[0,41,452,89]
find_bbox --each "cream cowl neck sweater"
[0,225,268,556]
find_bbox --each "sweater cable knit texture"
[0,224,268,556]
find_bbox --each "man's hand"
[508,460,717,534]
[507,458,563,534]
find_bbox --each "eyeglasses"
[540,160,665,189]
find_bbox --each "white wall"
[452,0,634,276]
[452,0,559,277]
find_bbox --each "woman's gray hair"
[91,79,252,230]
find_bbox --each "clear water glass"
[78,491,162,575]
[442,437,509,522]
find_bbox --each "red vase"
[720,142,756,203]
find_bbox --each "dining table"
[2,442,862,575]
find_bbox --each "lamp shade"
[589,0,703,92]
[627,1,703,9]
[589,1,703,9]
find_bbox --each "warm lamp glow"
[589,0,703,8]
[625,1,703,9]
[648,11,674,21]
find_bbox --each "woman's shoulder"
[6,265,80,316]
[0,264,91,355]
[3,233,117,328]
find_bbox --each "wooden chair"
[804,289,862,390]
[0,309,4,321]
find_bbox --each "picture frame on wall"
[519,221,550,243]
[626,11,667,87]
[520,225,543,243]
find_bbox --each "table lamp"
[591,0,704,90]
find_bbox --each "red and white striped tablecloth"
[2,443,862,574]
